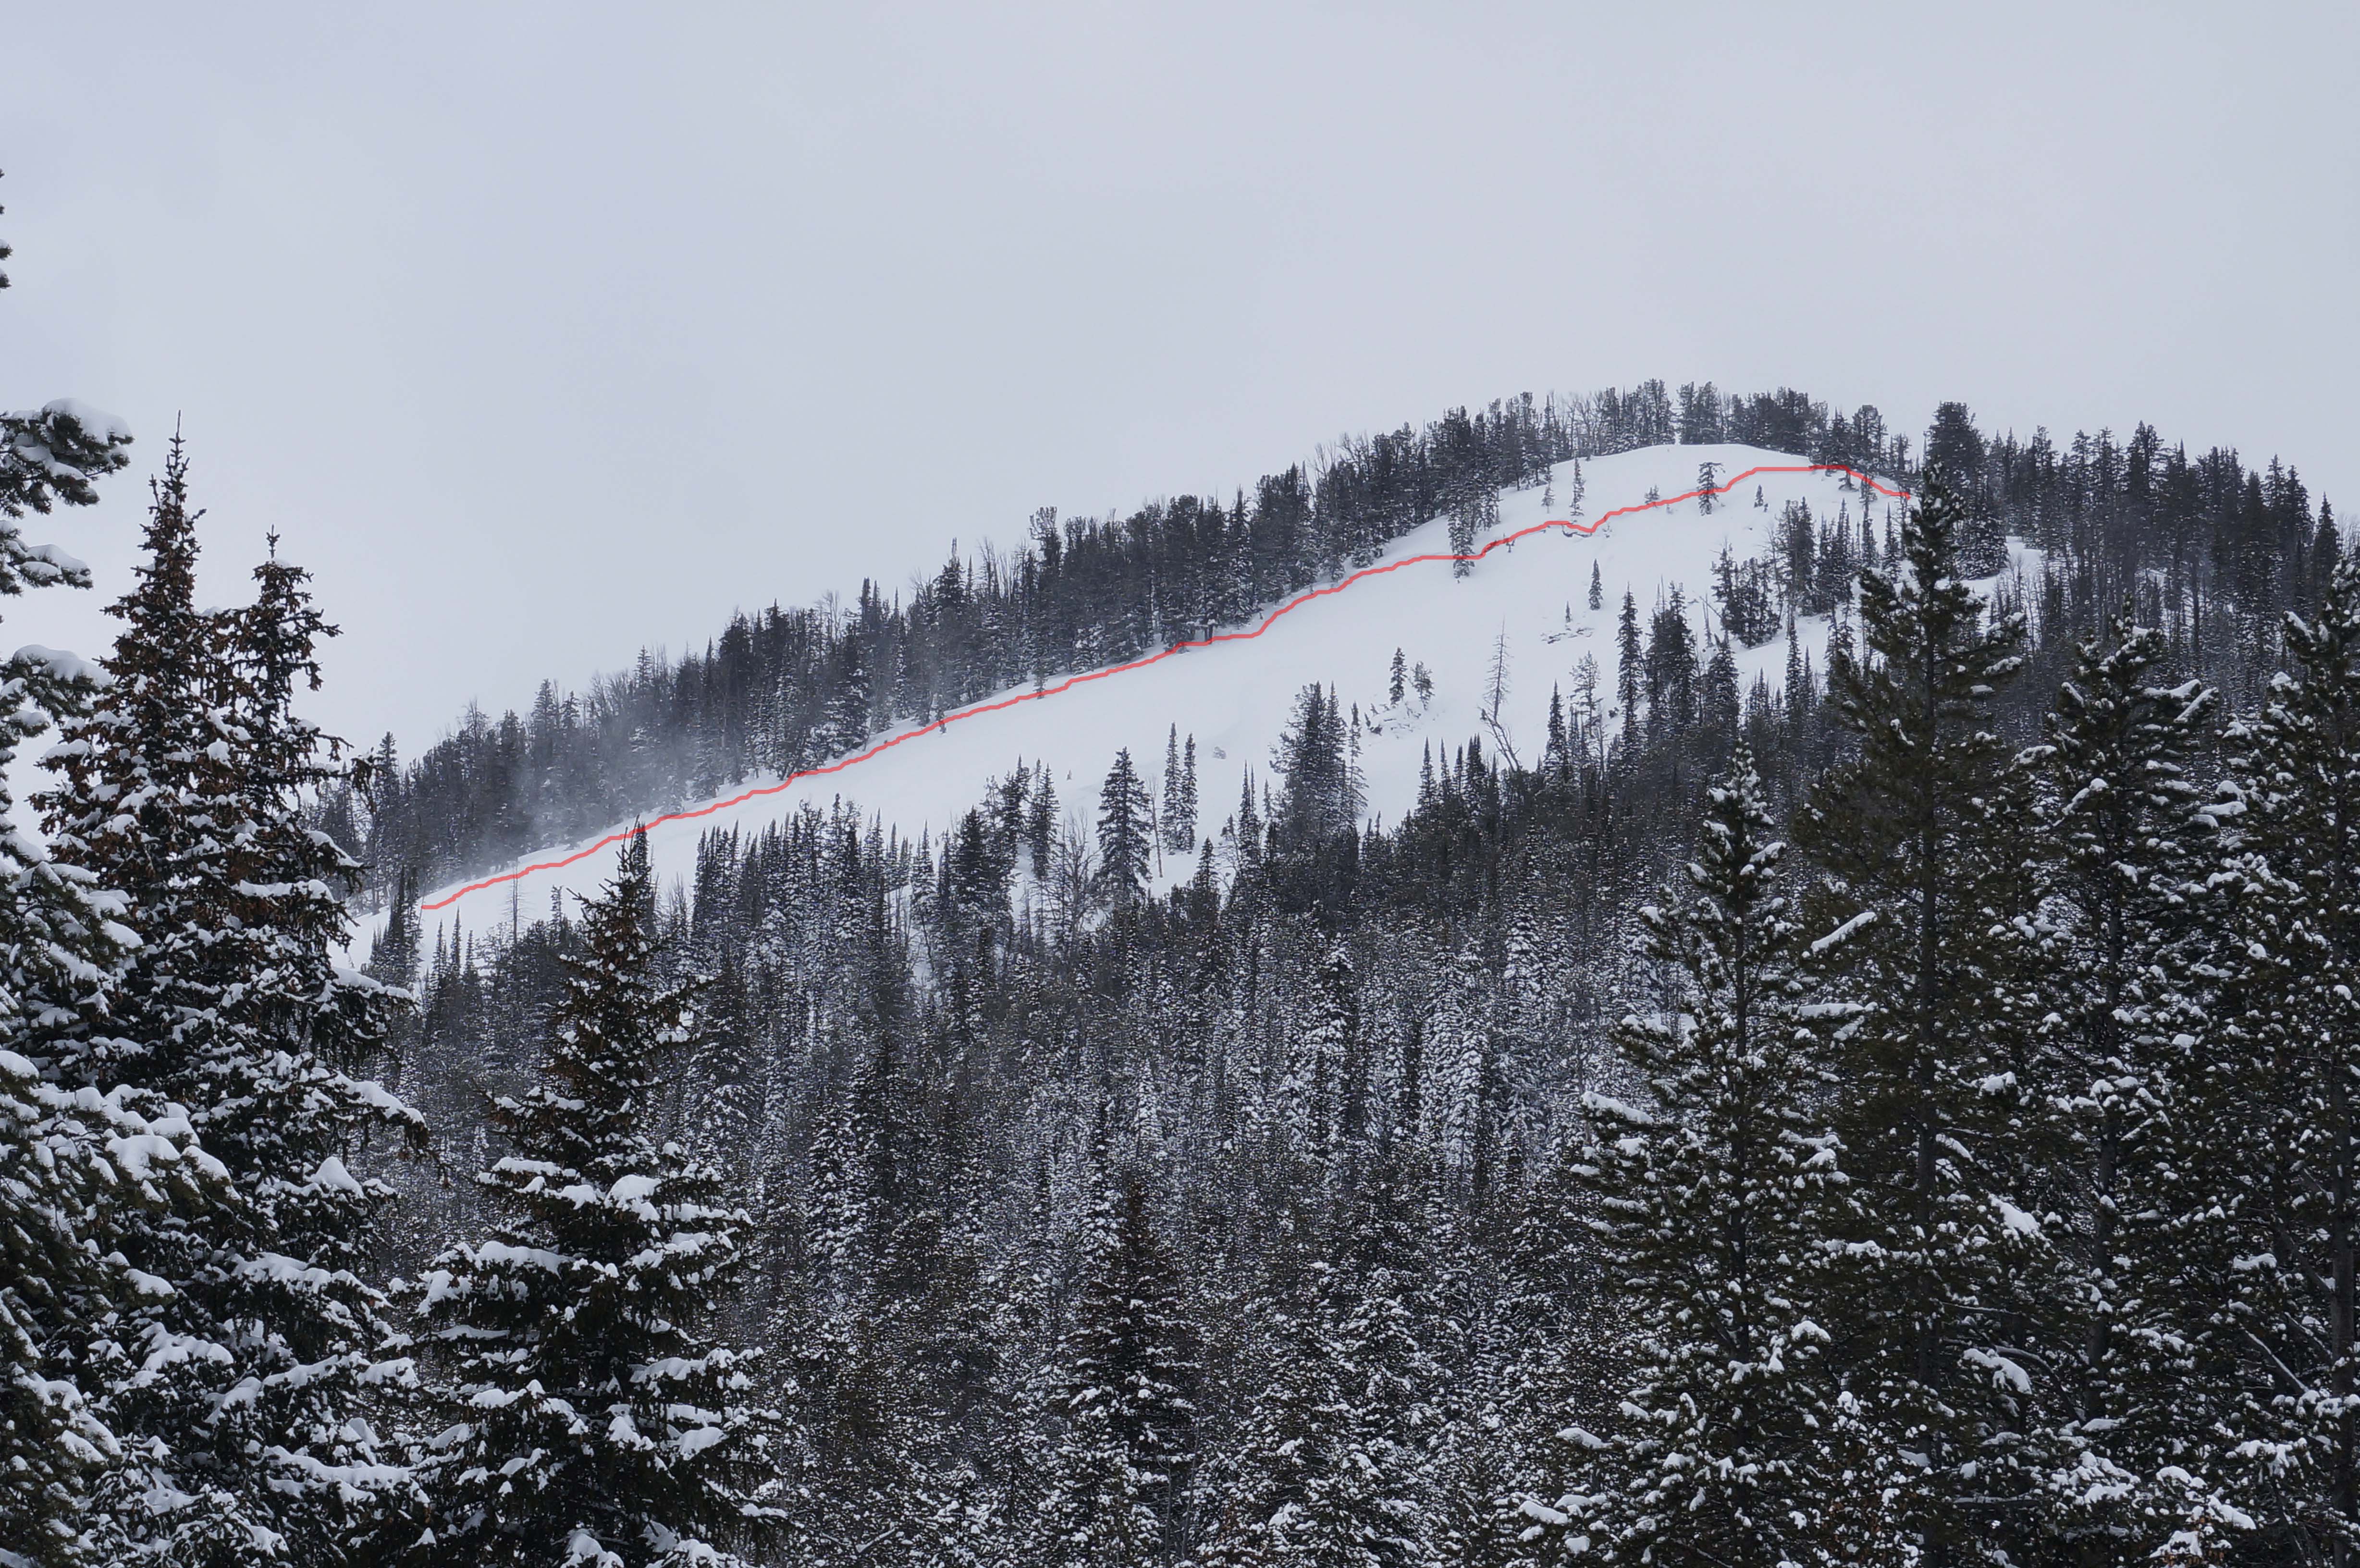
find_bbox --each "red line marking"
[419,462,1908,911]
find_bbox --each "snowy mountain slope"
[397,443,1917,935]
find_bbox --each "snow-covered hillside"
[405,444,1915,932]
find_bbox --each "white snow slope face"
[402,444,1918,933]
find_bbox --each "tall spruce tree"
[0,189,207,1568]
[1794,467,2079,1563]
[413,833,777,1567]
[1549,744,1857,1566]
[1696,460,1721,515]
[1032,1171,1199,1567]
[367,867,423,988]
[40,441,422,1566]
[1291,943,1360,1155]
[1199,1260,1419,1568]
[826,639,873,759]
[1275,685,1363,847]
[1097,749,1153,905]
[0,328,225,1568]
[1179,735,1199,850]
[2024,610,2237,1552]
[1615,590,1643,735]
[2185,548,2360,1561]
[1028,763,1059,877]
[1161,726,1188,854]
[1447,486,1497,578]
[1332,1101,1448,1568]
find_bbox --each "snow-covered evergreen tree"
[1028,763,1060,878]
[1156,729,1199,856]
[366,868,423,988]
[1179,735,1199,849]
[825,638,873,759]
[0,198,195,1565]
[1032,1171,1198,1567]
[0,395,131,519]
[2175,547,2360,1560]
[2024,610,2239,1552]
[1097,748,1153,905]
[1498,1139,1605,1542]
[1432,943,1495,1185]
[1545,744,1855,1565]
[39,441,422,1566]
[1,1050,221,1568]
[1447,486,1497,578]
[413,833,777,1567]
[1793,466,2077,1560]
[1199,1262,1418,1568]
[1203,1028,1444,1568]
[1614,591,1643,732]
[1281,944,1357,1159]
[1334,1119,1450,1568]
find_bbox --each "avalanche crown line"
[419,462,1910,912]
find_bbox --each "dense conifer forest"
[18,170,2360,1565]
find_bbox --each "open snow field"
[402,444,1919,934]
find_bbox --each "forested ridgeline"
[359,463,2360,1564]
[349,381,2341,908]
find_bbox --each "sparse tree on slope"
[1097,748,1153,906]
[1161,726,1188,854]
[414,833,777,1568]
[1615,591,1643,736]
[1159,729,1199,855]
[1180,735,1199,848]
[1028,764,1059,878]
[1448,485,1498,579]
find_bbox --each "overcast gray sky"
[5,1,2354,756]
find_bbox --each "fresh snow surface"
[392,444,1999,942]
[37,399,134,445]
[14,644,105,685]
